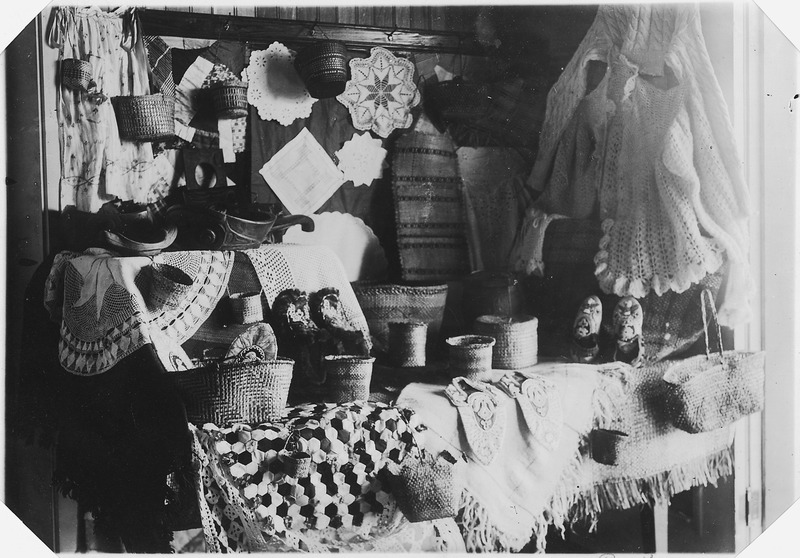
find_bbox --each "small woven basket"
[351,282,448,348]
[294,40,349,99]
[473,314,538,369]
[446,335,495,381]
[323,355,375,403]
[170,358,294,425]
[210,83,248,119]
[280,451,312,478]
[393,449,462,523]
[143,262,193,311]
[61,58,93,91]
[228,291,264,325]
[388,321,427,367]
[112,94,175,142]
[590,429,628,466]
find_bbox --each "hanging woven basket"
[294,40,349,99]
[112,94,175,142]
[210,83,249,119]
[61,58,93,91]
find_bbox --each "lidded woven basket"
[473,314,538,369]
[323,355,375,403]
[112,94,175,142]
[294,40,349,99]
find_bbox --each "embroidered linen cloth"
[49,6,169,211]
[189,401,464,552]
[396,363,627,552]
[527,4,752,327]
[45,249,234,375]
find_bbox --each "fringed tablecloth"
[566,358,735,526]
[189,401,465,553]
[397,363,629,552]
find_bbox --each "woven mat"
[189,401,463,552]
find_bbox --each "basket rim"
[446,335,496,348]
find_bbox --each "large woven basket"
[351,282,448,348]
[112,94,175,142]
[323,355,375,403]
[61,58,93,91]
[294,40,349,99]
[473,314,538,369]
[210,83,249,119]
[446,335,495,381]
[397,236,470,283]
[170,358,294,425]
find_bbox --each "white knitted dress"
[527,4,752,326]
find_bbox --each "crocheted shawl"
[527,4,752,326]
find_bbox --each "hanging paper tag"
[218,119,236,163]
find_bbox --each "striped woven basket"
[170,358,294,425]
[61,58,93,91]
[210,83,248,119]
[351,282,448,348]
[294,40,349,99]
[112,94,175,142]
[473,314,538,369]
[323,355,375,403]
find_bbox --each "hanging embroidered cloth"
[335,132,388,187]
[527,4,752,326]
[244,42,316,126]
[337,47,420,138]
[48,6,170,212]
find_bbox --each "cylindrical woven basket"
[61,58,93,91]
[351,282,448,349]
[590,429,628,466]
[210,83,248,119]
[143,262,194,311]
[294,40,349,99]
[473,314,538,369]
[280,451,312,478]
[228,291,264,325]
[171,358,294,425]
[388,321,427,367]
[323,355,375,403]
[112,94,175,142]
[446,335,495,381]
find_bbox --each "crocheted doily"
[336,47,420,138]
[244,42,316,126]
[335,132,388,187]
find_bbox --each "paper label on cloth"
[217,119,236,163]
[259,128,345,215]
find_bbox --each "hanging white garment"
[527,4,752,326]
[49,6,169,212]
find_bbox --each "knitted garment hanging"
[527,4,752,327]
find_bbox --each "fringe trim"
[567,445,734,531]
[455,488,533,552]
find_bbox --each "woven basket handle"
[700,289,724,359]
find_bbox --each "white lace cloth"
[527,4,752,326]
[244,42,316,126]
[335,132,388,187]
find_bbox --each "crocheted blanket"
[527,4,752,327]
[45,244,371,376]
[189,401,464,552]
[396,363,628,552]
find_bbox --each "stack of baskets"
[294,40,349,99]
[392,128,470,283]
[112,93,175,142]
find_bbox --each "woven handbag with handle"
[662,289,766,433]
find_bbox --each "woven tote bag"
[662,290,766,433]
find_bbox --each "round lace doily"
[244,42,316,126]
[335,132,388,187]
[336,47,420,138]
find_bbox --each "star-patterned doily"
[335,132,388,187]
[336,47,420,138]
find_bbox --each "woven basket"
[388,321,427,367]
[112,94,175,142]
[462,271,526,328]
[294,40,349,99]
[143,262,193,311]
[228,291,264,325]
[62,58,93,91]
[351,282,448,348]
[171,358,294,425]
[280,451,312,478]
[446,335,495,381]
[323,355,375,403]
[397,236,470,283]
[473,314,538,369]
[662,290,766,433]
[392,449,462,523]
[210,83,248,119]
[590,429,628,466]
